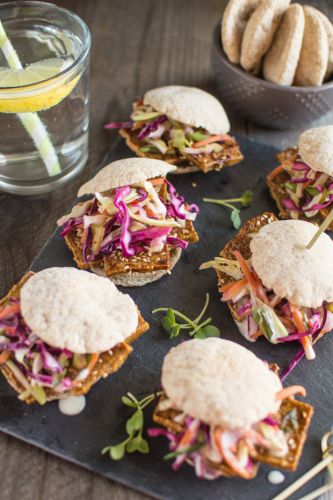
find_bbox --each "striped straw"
[0,20,61,176]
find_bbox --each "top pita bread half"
[143,86,230,135]
[20,267,139,353]
[298,125,333,177]
[78,157,176,197]
[250,220,333,308]
[161,337,282,430]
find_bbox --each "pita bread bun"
[240,0,290,73]
[20,267,138,353]
[162,338,282,430]
[92,248,182,287]
[251,220,333,308]
[294,6,328,86]
[222,0,262,64]
[306,7,333,81]
[143,86,230,135]
[298,125,333,177]
[263,4,305,86]
[78,158,176,197]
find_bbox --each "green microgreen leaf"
[126,410,144,435]
[153,294,220,340]
[230,208,241,229]
[195,324,221,339]
[102,391,161,461]
[121,395,138,408]
[203,190,253,229]
[137,438,150,454]
[240,189,253,207]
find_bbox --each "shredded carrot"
[267,165,285,181]
[290,303,314,356]
[87,353,99,373]
[150,177,164,186]
[251,330,263,340]
[193,134,232,148]
[275,385,306,400]
[232,251,264,301]
[0,303,20,320]
[221,278,248,300]
[214,428,253,479]
[0,351,10,364]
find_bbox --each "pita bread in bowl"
[250,220,333,308]
[20,267,138,353]
[298,125,333,177]
[78,157,176,197]
[143,85,230,135]
[161,337,282,430]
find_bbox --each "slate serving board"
[0,136,332,500]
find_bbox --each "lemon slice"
[0,58,69,86]
[0,57,80,113]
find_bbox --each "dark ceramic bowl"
[212,23,333,130]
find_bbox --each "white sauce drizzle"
[267,470,285,485]
[58,395,86,416]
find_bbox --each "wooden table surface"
[1,0,333,499]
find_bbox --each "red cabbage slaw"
[0,300,97,404]
[104,98,236,158]
[148,410,288,480]
[57,178,199,263]
[219,259,333,373]
[278,152,333,218]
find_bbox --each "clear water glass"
[0,1,91,195]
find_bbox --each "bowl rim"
[213,21,333,93]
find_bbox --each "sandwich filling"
[107,99,243,172]
[58,177,199,275]
[0,297,136,404]
[268,148,333,220]
[149,386,311,480]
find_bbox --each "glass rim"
[0,0,91,92]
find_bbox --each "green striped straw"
[0,20,61,176]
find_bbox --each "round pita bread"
[251,220,333,308]
[20,267,138,353]
[294,6,328,86]
[263,4,305,86]
[78,158,176,197]
[298,125,333,177]
[162,338,282,430]
[92,248,182,287]
[240,0,290,73]
[306,6,333,81]
[221,0,262,64]
[143,86,230,135]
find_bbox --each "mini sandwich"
[57,158,199,287]
[0,268,149,404]
[106,85,243,174]
[149,338,313,480]
[201,212,333,367]
[268,125,333,228]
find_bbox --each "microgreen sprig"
[102,391,161,460]
[203,190,253,229]
[152,293,220,339]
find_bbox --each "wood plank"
[0,0,332,498]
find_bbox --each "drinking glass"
[0,1,91,195]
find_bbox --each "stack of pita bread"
[221,0,333,86]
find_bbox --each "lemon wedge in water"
[0,57,80,113]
